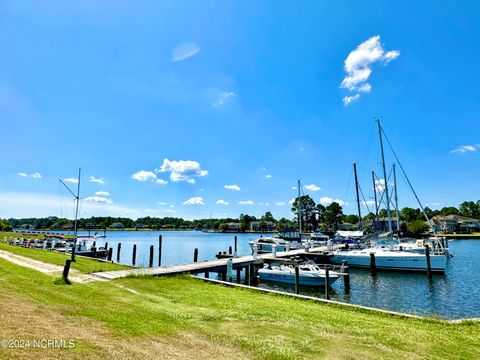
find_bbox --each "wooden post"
[105,242,108,251]
[158,235,162,267]
[236,268,241,283]
[227,259,233,282]
[132,244,137,266]
[425,245,432,278]
[149,245,154,267]
[342,260,350,292]
[228,246,232,255]
[294,266,300,294]
[107,247,113,261]
[92,246,97,258]
[248,264,254,286]
[194,248,199,263]
[117,243,121,262]
[205,271,209,279]
[370,252,377,276]
[324,269,330,300]
[62,259,71,282]
[92,241,96,249]
[234,235,238,256]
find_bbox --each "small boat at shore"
[249,231,304,253]
[258,261,341,286]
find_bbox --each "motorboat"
[249,231,304,253]
[258,260,341,286]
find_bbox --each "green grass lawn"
[0,242,131,274]
[0,255,478,359]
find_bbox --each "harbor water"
[72,230,479,319]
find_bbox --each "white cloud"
[305,184,321,192]
[341,35,399,105]
[450,144,480,153]
[275,202,286,206]
[213,91,237,107]
[426,202,441,207]
[224,184,240,191]
[131,170,168,185]
[216,199,229,206]
[89,176,105,184]
[64,177,79,184]
[132,170,157,182]
[95,191,110,196]
[169,205,175,208]
[320,197,347,206]
[164,209,177,214]
[265,174,273,179]
[144,209,157,213]
[157,159,207,184]
[183,197,204,205]
[374,179,390,192]
[172,42,200,62]
[84,196,113,204]
[157,202,167,205]
[363,200,376,206]
[343,94,360,105]
[18,172,42,179]
[292,187,297,190]
[288,198,295,205]
[238,200,254,205]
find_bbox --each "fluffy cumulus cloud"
[238,200,254,205]
[84,196,113,204]
[172,42,200,62]
[341,35,399,105]
[89,176,105,184]
[183,197,204,205]
[275,201,286,206]
[95,191,110,196]
[224,184,240,191]
[288,198,295,205]
[64,177,79,184]
[265,174,273,179]
[156,159,208,184]
[450,144,480,154]
[131,170,168,185]
[18,172,42,179]
[304,184,321,192]
[216,199,229,206]
[320,197,347,206]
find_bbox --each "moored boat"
[258,261,341,286]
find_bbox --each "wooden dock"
[92,246,334,280]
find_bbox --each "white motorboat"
[249,231,304,253]
[331,247,447,273]
[258,261,341,286]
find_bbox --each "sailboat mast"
[71,168,81,261]
[393,164,400,233]
[353,162,363,230]
[297,179,302,234]
[377,120,393,233]
[372,171,379,221]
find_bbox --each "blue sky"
[1,1,479,220]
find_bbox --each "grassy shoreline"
[0,246,479,359]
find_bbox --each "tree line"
[1,199,478,233]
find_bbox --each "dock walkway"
[92,246,333,280]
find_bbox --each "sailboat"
[331,120,448,273]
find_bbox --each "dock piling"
[228,246,232,255]
[132,244,137,266]
[205,272,209,279]
[194,248,199,263]
[158,235,162,267]
[234,235,238,257]
[117,243,122,262]
[107,247,113,262]
[236,268,241,283]
[425,245,432,278]
[294,266,300,294]
[370,253,377,276]
[149,245,154,267]
[227,259,233,282]
[342,260,350,292]
[324,269,330,300]
[62,259,71,283]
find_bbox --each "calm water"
[73,230,479,319]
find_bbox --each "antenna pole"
[353,163,362,230]
[377,119,393,233]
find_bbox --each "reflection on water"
[70,231,478,319]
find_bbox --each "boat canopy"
[334,230,365,239]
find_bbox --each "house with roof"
[431,215,480,233]
[250,221,275,232]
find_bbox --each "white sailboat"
[331,120,448,273]
[258,261,341,286]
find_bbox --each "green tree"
[261,211,275,222]
[343,214,359,225]
[407,220,430,236]
[459,201,480,219]
[324,202,343,231]
[401,207,420,222]
[292,195,317,231]
[440,207,459,216]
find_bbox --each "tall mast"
[353,162,362,230]
[377,119,393,233]
[59,168,81,262]
[372,171,379,220]
[393,164,400,233]
[297,179,302,234]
